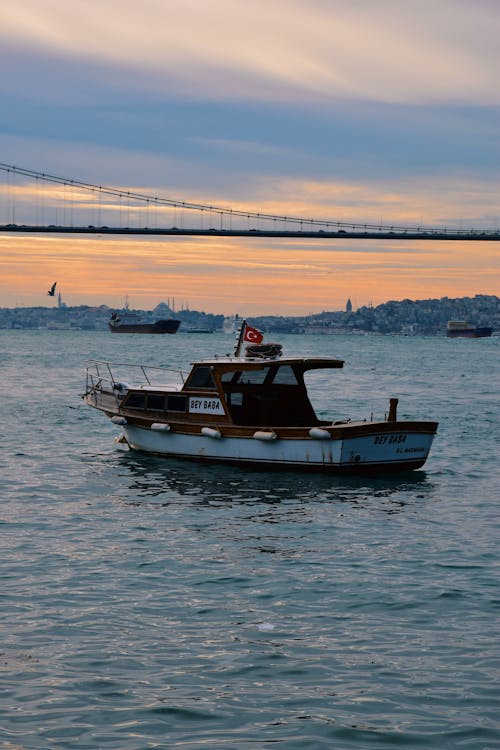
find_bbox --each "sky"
[0,0,498,314]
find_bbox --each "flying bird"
[47,282,57,296]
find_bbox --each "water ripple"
[0,331,498,749]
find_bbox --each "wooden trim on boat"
[107,415,438,440]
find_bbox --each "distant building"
[153,301,174,316]
[346,298,352,313]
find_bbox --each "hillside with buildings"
[253,295,499,335]
[0,295,498,335]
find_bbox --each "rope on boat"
[245,343,283,359]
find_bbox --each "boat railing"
[85,360,186,400]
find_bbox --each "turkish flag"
[243,324,263,344]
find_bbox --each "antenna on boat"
[234,319,246,357]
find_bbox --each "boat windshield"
[219,363,316,426]
[220,364,299,386]
[221,368,269,385]
[272,365,298,384]
[186,366,217,389]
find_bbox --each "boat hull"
[109,319,180,334]
[118,423,436,473]
[446,327,492,338]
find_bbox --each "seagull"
[47,281,57,296]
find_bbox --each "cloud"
[2,0,498,106]
[1,136,497,231]
[1,233,498,314]
[208,173,500,230]
[1,2,498,315]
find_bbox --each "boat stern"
[338,421,438,472]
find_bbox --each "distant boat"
[446,321,493,338]
[109,310,180,334]
[223,314,240,334]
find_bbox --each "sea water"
[0,330,498,750]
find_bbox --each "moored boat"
[83,323,438,474]
[446,321,493,338]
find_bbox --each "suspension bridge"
[1,162,498,241]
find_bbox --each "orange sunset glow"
[1,233,498,314]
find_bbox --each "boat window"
[125,393,146,409]
[240,369,269,384]
[167,394,187,412]
[220,368,270,385]
[227,392,243,406]
[272,365,298,385]
[147,394,165,410]
[187,366,216,389]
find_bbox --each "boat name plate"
[374,434,407,445]
[189,397,225,415]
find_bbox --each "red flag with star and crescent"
[242,323,263,344]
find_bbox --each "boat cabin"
[114,356,344,428]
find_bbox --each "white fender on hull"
[253,430,277,441]
[201,426,222,439]
[309,427,331,439]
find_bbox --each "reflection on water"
[94,448,437,515]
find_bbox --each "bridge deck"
[1,225,498,241]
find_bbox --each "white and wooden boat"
[83,327,437,474]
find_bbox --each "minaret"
[346,297,352,313]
